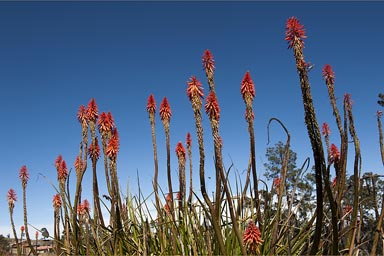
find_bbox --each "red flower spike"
[86,98,98,122]
[58,160,69,182]
[205,91,220,120]
[89,137,101,161]
[7,188,17,207]
[78,199,91,215]
[187,76,204,102]
[273,177,280,189]
[186,132,192,147]
[175,142,186,160]
[159,97,172,122]
[147,94,157,114]
[330,144,340,163]
[19,165,30,185]
[98,112,115,134]
[202,49,215,74]
[55,155,63,170]
[35,231,38,240]
[243,220,264,254]
[77,105,88,126]
[322,122,331,137]
[285,16,307,49]
[322,64,335,85]
[377,110,383,118]
[344,93,354,109]
[106,128,119,160]
[52,194,62,209]
[165,193,172,202]
[21,226,25,233]
[241,71,256,101]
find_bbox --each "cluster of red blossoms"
[243,220,263,254]
[77,199,91,216]
[55,155,68,183]
[52,194,62,209]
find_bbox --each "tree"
[263,141,315,223]
[0,234,10,255]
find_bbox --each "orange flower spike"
[159,97,172,122]
[79,199,91,215]
[98,112,115,134]
[147,94,157,114]
[187,76,204,102]
[77,105,88,126]
[58,160,69,183]
[240,71,256,101]
[322,122,331,137]
[106,128,120,160]
[7,188,17,208]
[186,132,192,147]
[330,144,340,163]
[243,220,264,254]
[205,91,220,121]
[202,49,215,75]
[55,155,63,170]
[52,194,62,209]
[273,177,280,189]
[88,137,101,161]
[322,64,335,85]
[74,156,84,176]
[285,16,307,49]
[175,142,186,160]
[86,98,99,122]
[19,165,29,188]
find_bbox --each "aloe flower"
[202,49,215,75]
[7,189,17,209]
[19,165,29,188]
[147,94,156,114]
[86,98,98,122]
[202,49,216,92]
[205,91,220,121]
[322,64,335,85]
[322,122,331,137]
[21,226,25,234]
[243,220,264,254]
[330,144,340,164]
[98,112,115,135]
[240,71,260,229]
[74,155,84,176]
[175,141,186,211]
[147,94,162,221]
[77,105,89,127]
[106,128,120,161]
[57,160,69,184]
[160,97,174,216]
[88,137,100,161]
[187,76,204,109]
[55,155,63,170]
[8,188,20,255]
[160,97,172,125]
[78,199,91,216]
[19,165,36,255]
[273,177,280,190]
[285,16,307,49]
[52,194,62,209]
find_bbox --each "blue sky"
[0,2,383,238]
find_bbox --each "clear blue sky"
[0,2,383,238]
